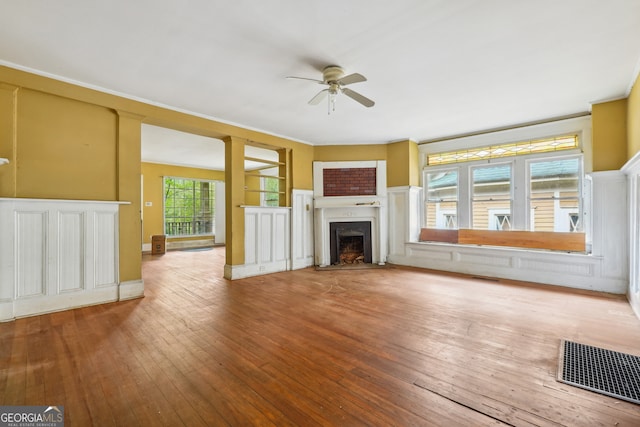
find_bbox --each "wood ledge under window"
[419,228,586,252]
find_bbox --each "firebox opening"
[330,221,372,265]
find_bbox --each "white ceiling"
[2,0,640,168]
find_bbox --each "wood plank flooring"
[1,247,640,426]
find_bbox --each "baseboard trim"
[119,279,145,300]
[224,262,289,280]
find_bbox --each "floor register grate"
[557,340,640,405]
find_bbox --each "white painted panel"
[215,181,226,244]
[459,252,512,267]
[291,190,314,269]
[590,172,628,280]
[274,212,288,262]
[519,258,593,276]
[244,212,258,265]
[16,211,47,298]
[58,211,85,292]
[622,153,640,319]
[260,212,273,263]
[0,198,126,321]
[242,207,291,277]
[388,190,407,257]
[406,245,453,261]
[0,202,14,302]
[94,211,116,287]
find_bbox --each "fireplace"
[313,160,388,267]
[330,222,372,265]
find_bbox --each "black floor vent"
[558,340,640,405]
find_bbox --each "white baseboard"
[119,279,145,300]
[0,301,13,322]
[12,286,119,320]
[224,261,289,280]
[291,257,314,270]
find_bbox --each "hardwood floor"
[2,247,640,426]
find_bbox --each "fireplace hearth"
[330,222,372,265]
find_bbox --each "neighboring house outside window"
[423,135,583,234]
[425,169,458,229]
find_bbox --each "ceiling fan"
[287,65,375,114]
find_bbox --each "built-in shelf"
[244,143,288,207]
[244,172,286,180]
[244,156,285,167]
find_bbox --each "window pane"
[164,177,217,236]
[472,164,511,230]
[529,158,580,232]
[263,176,280,207]
[424,170,458,229]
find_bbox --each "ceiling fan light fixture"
[328,84,339,114]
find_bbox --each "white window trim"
[419,116,591,243]
[419,115,592,173]
[163,176,218,237]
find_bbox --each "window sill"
[419,228,586,252]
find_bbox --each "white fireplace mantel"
[313,161,388,267]
[314,195,385,209]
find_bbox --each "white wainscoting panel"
[388,186,423,258]
[387,182,628,294]
[244,211,258,265]
[232,206,290,279]
[590,171,628,280]
[622,152,640,320]
[16,211,47,298]
[94,211,117,287]
[291,189,314,270]
[58,211,85,293]
[0,198,129,321]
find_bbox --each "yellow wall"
[386,140,419,187]
[141,162,225,244]
[314,142,419,187]
[592,98,628,171]
[0,84,17,195]
[244,174,261,206]
[3,88,118,199]
[314,144,388,162]
[0,65,314,277]
[628,73,640,160]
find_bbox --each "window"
[471,164,512,230]
[444,214,457,229]
[422,135,584,235]
[528,157,581,232]
[260,167,281,207]
[427,134,578,165]
[425,170,458,229]
[163,177,217,236]
[493,213,512,230]
[569,213,579,232]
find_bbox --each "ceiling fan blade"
[309,89,329,105]
[338,73,367,86]
[286,76,325,84]
[342,88,375,108]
